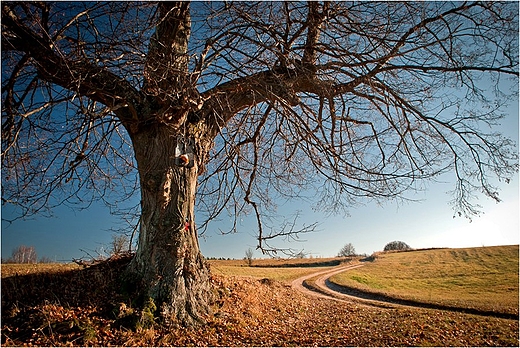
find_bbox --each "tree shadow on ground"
[2,256,132,310]
[1,256,133,345]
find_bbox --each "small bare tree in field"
[338,243,356,257]
[110,234,130,256]
[245,248,254,267]
[9,245,37,264]
[2,2,518,324]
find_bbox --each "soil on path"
[290,263,365,303]
[291,262,518,320]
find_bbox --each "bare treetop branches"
[194,1,518,226]
[2,1,519,247]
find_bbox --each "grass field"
[0,263,81,278]
[1,247,518,346]
[0,257,344,283]
[209,257,343,283]
[329,245,519,315]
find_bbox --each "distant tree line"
[1,245,54,264]
[205,257,238,261]
[337,241,413,258]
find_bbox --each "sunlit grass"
[209,257,343,283]
[1,263,81,278]
[210,264,336,283]
[329,245,519,314]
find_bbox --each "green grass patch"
[330,245,519,315]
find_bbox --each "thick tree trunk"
[127,123,213,325]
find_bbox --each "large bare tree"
[2,2,518,324]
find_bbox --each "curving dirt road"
[291,262,518,319]
[290,262,390,307]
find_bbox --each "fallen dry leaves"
[1,260,518,346]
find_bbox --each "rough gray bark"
[100,2,214,324]
[127,123,213,325]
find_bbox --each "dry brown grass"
[209,257,345,283]
[1,252,518,346]
[0,263,81,278]
[209,256,343,268]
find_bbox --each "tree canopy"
[2,1,518,251]
[384,241,412,252]
[338,243,356,257]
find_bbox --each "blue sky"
[1,168,518,261]
[2,102,518,261]
[2,88,518,260]
[1,3,519,262]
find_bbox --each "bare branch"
[2,1,518,253]
[2,3,142,124]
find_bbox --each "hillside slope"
[330,245,519,315]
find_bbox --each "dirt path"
[290,262,392,308]
[291,262,518,319]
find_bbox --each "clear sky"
[2,37,519,262]
[1,168,518,261]
[2,100,518,261]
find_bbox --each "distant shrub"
[110,234,130,256]
[338,243,356,257]
[362,253,378,262]
[39,256,54,263]
[384,241,412,252]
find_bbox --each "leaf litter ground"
[1,258,518,346]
